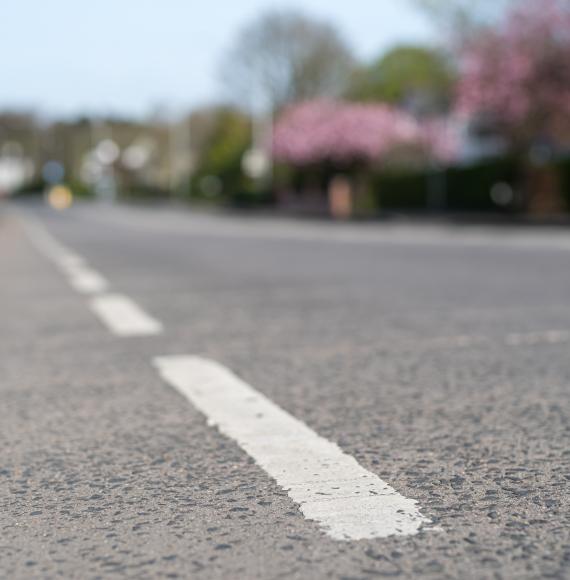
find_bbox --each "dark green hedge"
[375,157,519,212]
[13,180,46,196]
[557,155,570,208]
[230,189,275,208]
[446,157,517,211]
[373,171,427,210]
[119,184,171,200]
[13,180,95,199]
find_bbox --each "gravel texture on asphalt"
[1,201,569,579]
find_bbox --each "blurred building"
[0,114,194,196]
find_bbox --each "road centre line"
[21,213,162,336]
[51,251,110,294]
[20,214,108,292]
[20,214,81,266]
[66,266,109,294]
[153,355,433,541]
[91,294,163,336]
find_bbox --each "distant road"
[1,200,569,579]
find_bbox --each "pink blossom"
[272,100,456,165]
[456,0,570,142]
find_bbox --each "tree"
[456,0,570,148]
[412,0,511,44]
[273,100,455,167]
[346,45,455,115]
[190,107,251,200]
[220,10,355,112]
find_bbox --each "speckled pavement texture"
[1,201,569,579]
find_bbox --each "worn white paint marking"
[505,330,570,346]
[55,252,109,294]
[57,257,109,294]
[153,355,432,541]
[91,294,163,336]
[21,214,165,337]
[21,217,76,264]
[20,214,108,294]
[68,268,109,294]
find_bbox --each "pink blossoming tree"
[456,0,570,147]
[272,100,455,167]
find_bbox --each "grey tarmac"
[1,200,569,579]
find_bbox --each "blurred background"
[1,0,569,219]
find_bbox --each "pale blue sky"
[1,0,436,118]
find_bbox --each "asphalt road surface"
[1,200,569,579]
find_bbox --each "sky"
[1,0,436,119]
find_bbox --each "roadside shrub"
[374,170,427,211]
[120,184,171,201]
[374,157,519,213]
[445,157,518,211]
[556,155,570,208]
[230,188,275,208]
[67,181,95,199]
[12,180,46,196]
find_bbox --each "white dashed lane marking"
[21,213,162,337]
[505,330,570,346]
[153,355,433,541]
[67,268,109,294]
[53,252,109,294]
[91,294,163,337]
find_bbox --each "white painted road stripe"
[505,329,570,346]
[91,294,163,336]
[153,355,432,541]
[21,215,108,294]
[56,253,109,294]
[21,217,78,265]
[66,265,109,294]
[21,214,162,337]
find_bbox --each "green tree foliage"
[191,108,251,201]
[346,45,455,114]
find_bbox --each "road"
[1,200,569,579]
